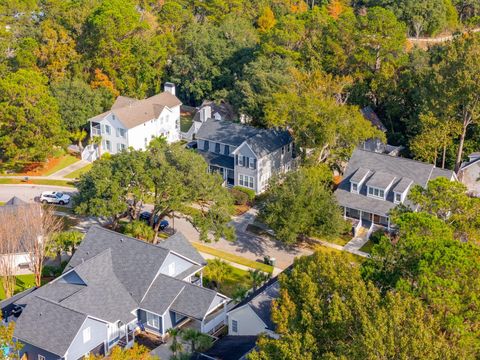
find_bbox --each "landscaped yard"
[191,242,274,274]
[203,261,253,298]
[64,163,93,179]
[359,240,375,253]
[42,155,79,176]
[0,178,75,187]
[0,274,36,300]
[321,233,352,247]
[314,244,364,264]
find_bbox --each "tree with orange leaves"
[90,69,120,97]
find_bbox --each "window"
[215,142,221,153]
[379,190,385,198]
[118,128,126,138]
[287,143,291,152]
[224,145,230,155]
[105,125,111,135]
[249,158,255,169]
[368,187,373,195]
[38,356,45,360]
[352,183,358,192]
[231,320,238,333]
[394,193,401,203]
[204,140,209,151]
[281,146,285,155]
[105,140,112,151]
[239,174,254,189]
[83,327,91,343]
[243,156,248,167]
[147,312,159,328]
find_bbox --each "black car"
[186,141,197,149]
[139,212,169,230]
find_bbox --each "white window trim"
[147,312,160,328]
[83,327,91,343]
[38,356,45,360]
[394,192,402,204]
[351,182,358,193]
[232,319,238,333]
[367,186,386,200]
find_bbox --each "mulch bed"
[135,332,164,349]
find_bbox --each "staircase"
[81,144,98,162]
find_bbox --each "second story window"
[224,145,230,155]
[352,182,358,193]
[215,142,220,153]
[204,140,209,151]
[105,125,111,135]
[281,146,285,155]
[249,158,255,169]
[394,193,402,204]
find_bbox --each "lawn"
[180,114,194,133]
[359,240,375,253]
[191,242,274,274]
[42,155,79,176]
[64,163,93,179]
[203,262,253,298]
[314,244,364,264]
[0,178,75,187]
[0,274,36,300]
[322,233,352,247]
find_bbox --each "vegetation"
[191,242,274,274]
[91,344,158,359]
[64,163,93,179]
[260,166,346,244]
[42,154,79,176]
[0,275,36,301]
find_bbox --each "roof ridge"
[355,149,453,170]
[33,295,88,317]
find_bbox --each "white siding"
[65,317,108,360]
[159,253,195,278]
[228,305,266,336]
[96,114,128,155]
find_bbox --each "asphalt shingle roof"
[14,296,87,357]
[247,281,279,331]
[140,274,186,315]
[197,150,234,170]
[159,232,206,265]
[196,119,292,158]
[365,171,397,189]
[335,149,456,217]
[4,196,27,206]
[171,283,220,321]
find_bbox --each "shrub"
[370,229,388,244]
[230,188,249,205]
[233,186,255,202]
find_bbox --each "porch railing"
[92,127,101,136]
[201,311,226,334]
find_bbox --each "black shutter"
[235,155,238,165]
[243,156,247,167]
[254,159,257,170]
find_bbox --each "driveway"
[0,184,77,203]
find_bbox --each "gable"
[235,142,257,158]
[159,253,195,278]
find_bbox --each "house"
[82,83,182,162]
[195,119,294,194]
[192,336,258,360]
[181,100,237,140]
[458,152,480,196]
[2,226,229,360]
[227,280,279,337]
[335,149,457,234]
[0,197,32,275]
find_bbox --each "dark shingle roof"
[350,168,370,183]
[365,171,397,189]
[171,283,221,320]
[159,232,206,265]
[196,119,292,158]
[66,226,170,302]
[14,296,87,357]
[392,177,413,193]
[196,336,258,360]
[197,150,234,170]
[335,149,456,217]
[247,281,279,331]
[140,274,186,315]
[5,196,27,206]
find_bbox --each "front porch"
[343,207,391,237]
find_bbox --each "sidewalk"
[47,159,89,178]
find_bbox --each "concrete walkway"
[47,159,90,178]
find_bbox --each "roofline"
[228,303,268,328]
[459,157,480,171]
[168,249,203,266]
[231,141,257,158]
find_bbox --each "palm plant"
[249,269,271,292]
[203,259,232,291]
[167,328,183,357]
[181,328,213,353]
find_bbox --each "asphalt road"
[0,184,77,203]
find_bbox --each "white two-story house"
[195,119,294,194]
[82,83,181,161]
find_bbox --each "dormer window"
[351,182,358,193]
[368,186,385,199]
[394,192,402,204]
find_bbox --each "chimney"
[199,105,212,123]
[164,82,176,96]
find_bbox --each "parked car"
[40,191,71,205]
[186,141,197,149]
[139,212,169,230]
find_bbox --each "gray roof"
[140,274,186,315]
[361,106,387,132]
[175,265,203,280]
[66,226,170,302]
[171,283,220,321]
[5,196,27,206]
[335,149,456,217]
[350,168,370,183]
[365,171,396,189]
[246,281,279,330]
[14,296,87,357]
[196,119,292,158]
[197,150,234,170]
[392,177,413,193]
[159,232,206,265]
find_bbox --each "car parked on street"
[40,191,71,205]
[139,211,169,230]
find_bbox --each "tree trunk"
[454,122,469,173]
[442,144,447,169]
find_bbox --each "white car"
[40,191,71,205]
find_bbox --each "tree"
[260,166,346,244]
[181,328,213,353]
[23,204,63,287]
[0,315,22,360]
[92,344,158,359]
[0,206,24,298]
[428,34,480,172]
[362,211,480,358]
[123,220,155,242]
[249,251,454,360]
[265,70,383,164]
[203,259,232,291]
[408,177,480,241]
[48,230,84,264]
[257,7,276,33]
[248,269,271,292]
[167,328,183,357]
[0,69,69,169]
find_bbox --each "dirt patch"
[135,332,164,350]
[20,157,63,176]
[234,204,251,216]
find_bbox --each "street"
[0,184,77,203]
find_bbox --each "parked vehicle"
[186,141,197,149]
[40,191,71,205]
[139,212,169,230]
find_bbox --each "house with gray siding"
[195,119,294,194]
[458,152,480,197]
[335,149,457,234]
[1,226,228,360]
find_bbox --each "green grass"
[192,242,274,274]
[0,179,75,187]
[203,262,253,298]
[180,114,194,132]
[64,163,93,179]
[0,202,4,206]
[43,155,79,176]
[359,240,375,253]
[321,233,352,247]
[0,274,36,300]
[314,244,364,264]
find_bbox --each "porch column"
[223,301,227,325]
[387,217,390,231]
[359,211,362,226]
[343,207,346,220]
[200,271,203,287]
